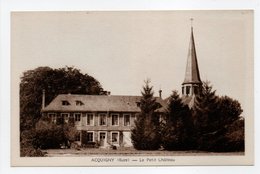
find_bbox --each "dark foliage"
[20,66,103,156]
[161,91,196,150]
[131,80,161,150]
[20,66,103,131]
[193,81,220,135]
[193,81,244,152]
[32,120,77,149]
[20,130,45,157]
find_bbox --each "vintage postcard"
[11,10,254,166]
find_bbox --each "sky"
[11,10,253,115]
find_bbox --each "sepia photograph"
[11,10,254,166]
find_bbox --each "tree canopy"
[159,81,244,152]
[192,81,244,151]
[20,66,104,131]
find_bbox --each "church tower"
[182,21,202,97]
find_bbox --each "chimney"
[42,89,45,109]
[159,89,162,99]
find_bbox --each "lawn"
[43,147,244,157]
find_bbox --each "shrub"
[32,120,77,149]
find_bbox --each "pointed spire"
[182,20,202,85]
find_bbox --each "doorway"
[99,132,106,146]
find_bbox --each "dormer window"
[76,100,84,106]
[136,102,141,107]
[62,100,70,106]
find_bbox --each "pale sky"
[12,11,253,115]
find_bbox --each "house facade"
[41,95,166,148]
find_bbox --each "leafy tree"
[205,97,244,152]
[224,118,244,151]
[193,81,244,151]
[131,79,161,150]
[20,66,104,156]
[161,91,195,150]
[20,66,103,131]
[217,95,243,126]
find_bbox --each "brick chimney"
[159,89,162,99]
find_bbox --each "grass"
[43,147,244,157]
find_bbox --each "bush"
[32,120,77,149]
[20,130,45,157]
[20,147,45,157]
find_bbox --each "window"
[186,86,190,95]
[194,86,198,95]
[86,114,94,125]
[75,132,81,142]
[76,100,84,106]
[62,100,70,106]
[74,113,81,122]
[87,132,94,142]
[48,113,56,123]
[61,113,69,123]
[136,102,141,107]
[134,114,139,120]
[99,114,107,126]
[111,132,119,143]
[182,86,184,95]
[111,114,119,126]
[124,114,130,126]
[159,114,165,123]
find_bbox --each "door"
[99,132,106,146]
[123,132,132,147]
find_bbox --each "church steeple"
[182,20,202,97]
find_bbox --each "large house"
[41,95,166,148]
[41,26,202,148]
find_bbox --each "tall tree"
[20,66,103,131]
[193,81,244,151]
[161,91,195,150]
[131,79,161,150]
[193,81,219,135]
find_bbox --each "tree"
[20,66,104,156]
[193,81,244,151]
[224,118,244,151]
[193,81,219,135]
[20,66,103,131]
[131,79,161,150]
[217,95,243,126]
[161,91,195,150]
[206,96,244,152]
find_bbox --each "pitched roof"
[42,94,167,113]
[183,27,202,85]
[155,95,196,112]
[181,95,196,109]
